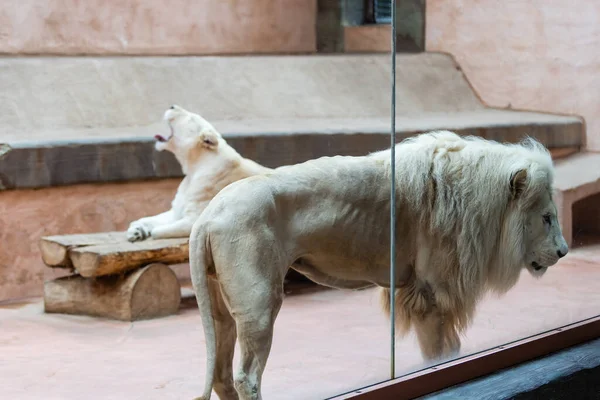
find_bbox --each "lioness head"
[154,105,222,156]
[510,168,569,277]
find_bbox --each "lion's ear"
[198,129,219,150]
[510,169,528,199]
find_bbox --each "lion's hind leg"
[218,258,285,400]
[233,297,282,400]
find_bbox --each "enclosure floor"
[2,243,599,400]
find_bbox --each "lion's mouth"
[155,125,174,143]
[531,261,544,271]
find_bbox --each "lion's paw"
[127,224,152,242]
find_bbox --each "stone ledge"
[554,152,600,194]
[0,110,583,190]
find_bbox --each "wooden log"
[43,263,181,321]
[40,232,127,268]
[70,238,189,277]
[40,232,310,282]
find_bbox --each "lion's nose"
[557,249,567,258]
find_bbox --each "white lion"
[127,105,272,242]
[188,130,568,400]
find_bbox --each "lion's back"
[197,174,276,231]
[196,153,392,266]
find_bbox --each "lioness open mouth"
[155,124,175,143]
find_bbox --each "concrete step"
[554,152,600,247]
[0,53,584,189]
[0,110,582,190]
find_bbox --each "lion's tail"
[189,221,216,400]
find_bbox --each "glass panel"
[385,0,600,392]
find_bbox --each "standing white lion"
[127,105,272,242]
[188,130,568,400]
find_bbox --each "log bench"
[39,232,311,321]
[40,232,188,321]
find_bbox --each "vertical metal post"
[389,0,397,381]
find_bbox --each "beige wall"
[0,180,180,302]
[0,0,317,55]
[426,0,600,151]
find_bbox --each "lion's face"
[154,105,220,154]
[522,190,568,277]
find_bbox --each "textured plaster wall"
[0,0,317,55]
[426,0,600,150]
[0,180,180,302]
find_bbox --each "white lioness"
[127,105,272,242]
[189,130,568,400]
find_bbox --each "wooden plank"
[420,338,600,399]
[69,238,189,277]
[44,263,181,321]
[39,232,126,268]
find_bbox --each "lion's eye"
[543,214,551,224]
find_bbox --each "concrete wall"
[0,0,317,55]
[426,0,600,151]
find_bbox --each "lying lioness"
[127,105,272,242]
[189,130,568,400]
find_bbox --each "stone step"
[553,152,600,247]
[0,110,582,190]
[0,53,584,189]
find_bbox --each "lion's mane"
[379,130,554,337]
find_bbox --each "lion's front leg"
[150,217,196,240]
[413,306,461,361]
[127,210,175,242]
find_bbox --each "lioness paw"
[126,225,151,242]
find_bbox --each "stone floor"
[1,241,599,400]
